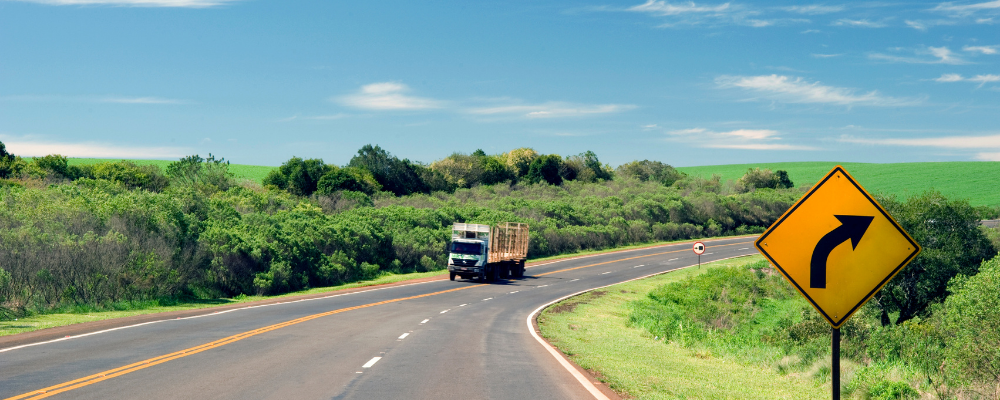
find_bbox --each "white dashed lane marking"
[483,298,492,301]
[362,357,382,368]
[601,272,612,275]
[440,309,449,314]
[668,258,679,261]
[738,248,750,250]
[459,304,467,307]
[420,319,429,324]
[570,279,579,282]
[398,333,409,340]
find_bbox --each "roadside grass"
[0,238,751,338]
[538,254,830,400]
[0,269,446,337]
[677,161,1000,207]
[525,233,757,264]
[65,157,275,183]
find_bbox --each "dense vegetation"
[629,193,1000,399]
[0,142,801,319]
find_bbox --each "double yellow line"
[7,239,754,399]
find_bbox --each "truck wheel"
[450,272,456,281]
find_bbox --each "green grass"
[65,158,276,183]
[539,254,830,400]
[677,161,1000,207]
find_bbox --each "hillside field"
[66,158,274,183]
[63,158,1000,206]
[678,161,1000,207]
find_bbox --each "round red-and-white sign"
[692,241,706,255]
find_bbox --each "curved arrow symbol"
[810,215,874,288]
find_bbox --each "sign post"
[753,166,920,399]
[692,241,706,268]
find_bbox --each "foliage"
[525,154,563,185]
[502,147,539,178]
[263,156,331,196]
[875,191,996,324]
[316,166,381,196]
[615,159,686,186]
[938,255,1000,391]
[736,167,794,192]
[348,144,429,196]
[166,154,234,193]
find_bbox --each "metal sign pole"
[832,327,840,400]
[698,254,701,268]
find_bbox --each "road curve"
[1,236,759,400]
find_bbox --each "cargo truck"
[447,222,529,282]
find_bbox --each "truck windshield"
[450,242,482,255]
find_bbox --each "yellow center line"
[535,240,755,277]
[8,238,758,400]
[6,285,482,400]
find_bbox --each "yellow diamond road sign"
[754,166,921,328]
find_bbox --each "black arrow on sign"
[810,215,875,289]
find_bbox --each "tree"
[166,154,233,192]
[563,151,612,183]
[875,191,997,325]
[316,167,381,195]
[32,154,71,179]
[349,145,428,196]
[264,157,331,196]
[615,160,686,186]
[736,168,792,192]
[525,155,563,185]
[502,148,539,178]
[775,170,794,189]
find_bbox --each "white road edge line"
[398,333,409,340]
[526,253,756,400]
[362,357,382,368]
[420,319,429,324]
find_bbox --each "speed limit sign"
[692,241,706,255]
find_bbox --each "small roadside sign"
[692,241,706,255]
[755,165,920,329]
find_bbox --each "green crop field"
[65,158,276,183]
[678,161,1000,207]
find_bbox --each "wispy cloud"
[715,74,922,106]
[667,127,815,150]
[337,82,444,111]
[812,53,843,58]
[931,0,1000,17]
[831,18,887,27]
[467,102,636,119]
[624,0,807,28]
[869,46,969,64]
[932,73,1000,87]
[780,4,845,15]
[0,139,190,158]
[964,45,999,54]
[6,0,242,7]
[0,94,187,104]
[839,133,1000,152]
[279,113,351,122]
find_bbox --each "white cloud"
[932,73,1000,87]
[801,29,822,33]
[934,73,966,82]
[667,127,815,150]
[627,0,731,16]
[964,45,999,54]
[905,20,928,30]
[832,18,887,28]
[337,82,443,111]
[975,152,1000,160]
[780,4,845,15]
[932,0,1000,16]
[6,0,241,7]
[715,74,921,106]
[839,133,1000,149]
[2,140,190,158]
[869,46,969,64]
[812,53,843,58]
[468,102,636,118]
[100,96,184,104]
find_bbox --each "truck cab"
[447,223,490,280]
[448,222,528,282]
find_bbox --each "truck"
[447,222,530,282]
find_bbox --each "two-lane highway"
[1,236,759,400]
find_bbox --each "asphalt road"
[1,236,759,400]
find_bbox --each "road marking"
[440,309,450,314]
[509,291,519,294]
[420,319,429,324]
[483,298,492,301]
[459,304,467,307]
[601,272,612,275]
[362,357,382,368]
[398,333,409,340]
[4,284,483,400]
[534,241,752,277]
[538,285,548,288]
[570,279,579,282]
[669,258,679,261]
[705,253,713,255]
[739,248,750,250]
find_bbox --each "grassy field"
[65,158,275,183]
[538,254,830,400]
[677,161,1000,207]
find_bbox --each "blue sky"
[1,0,998,167]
